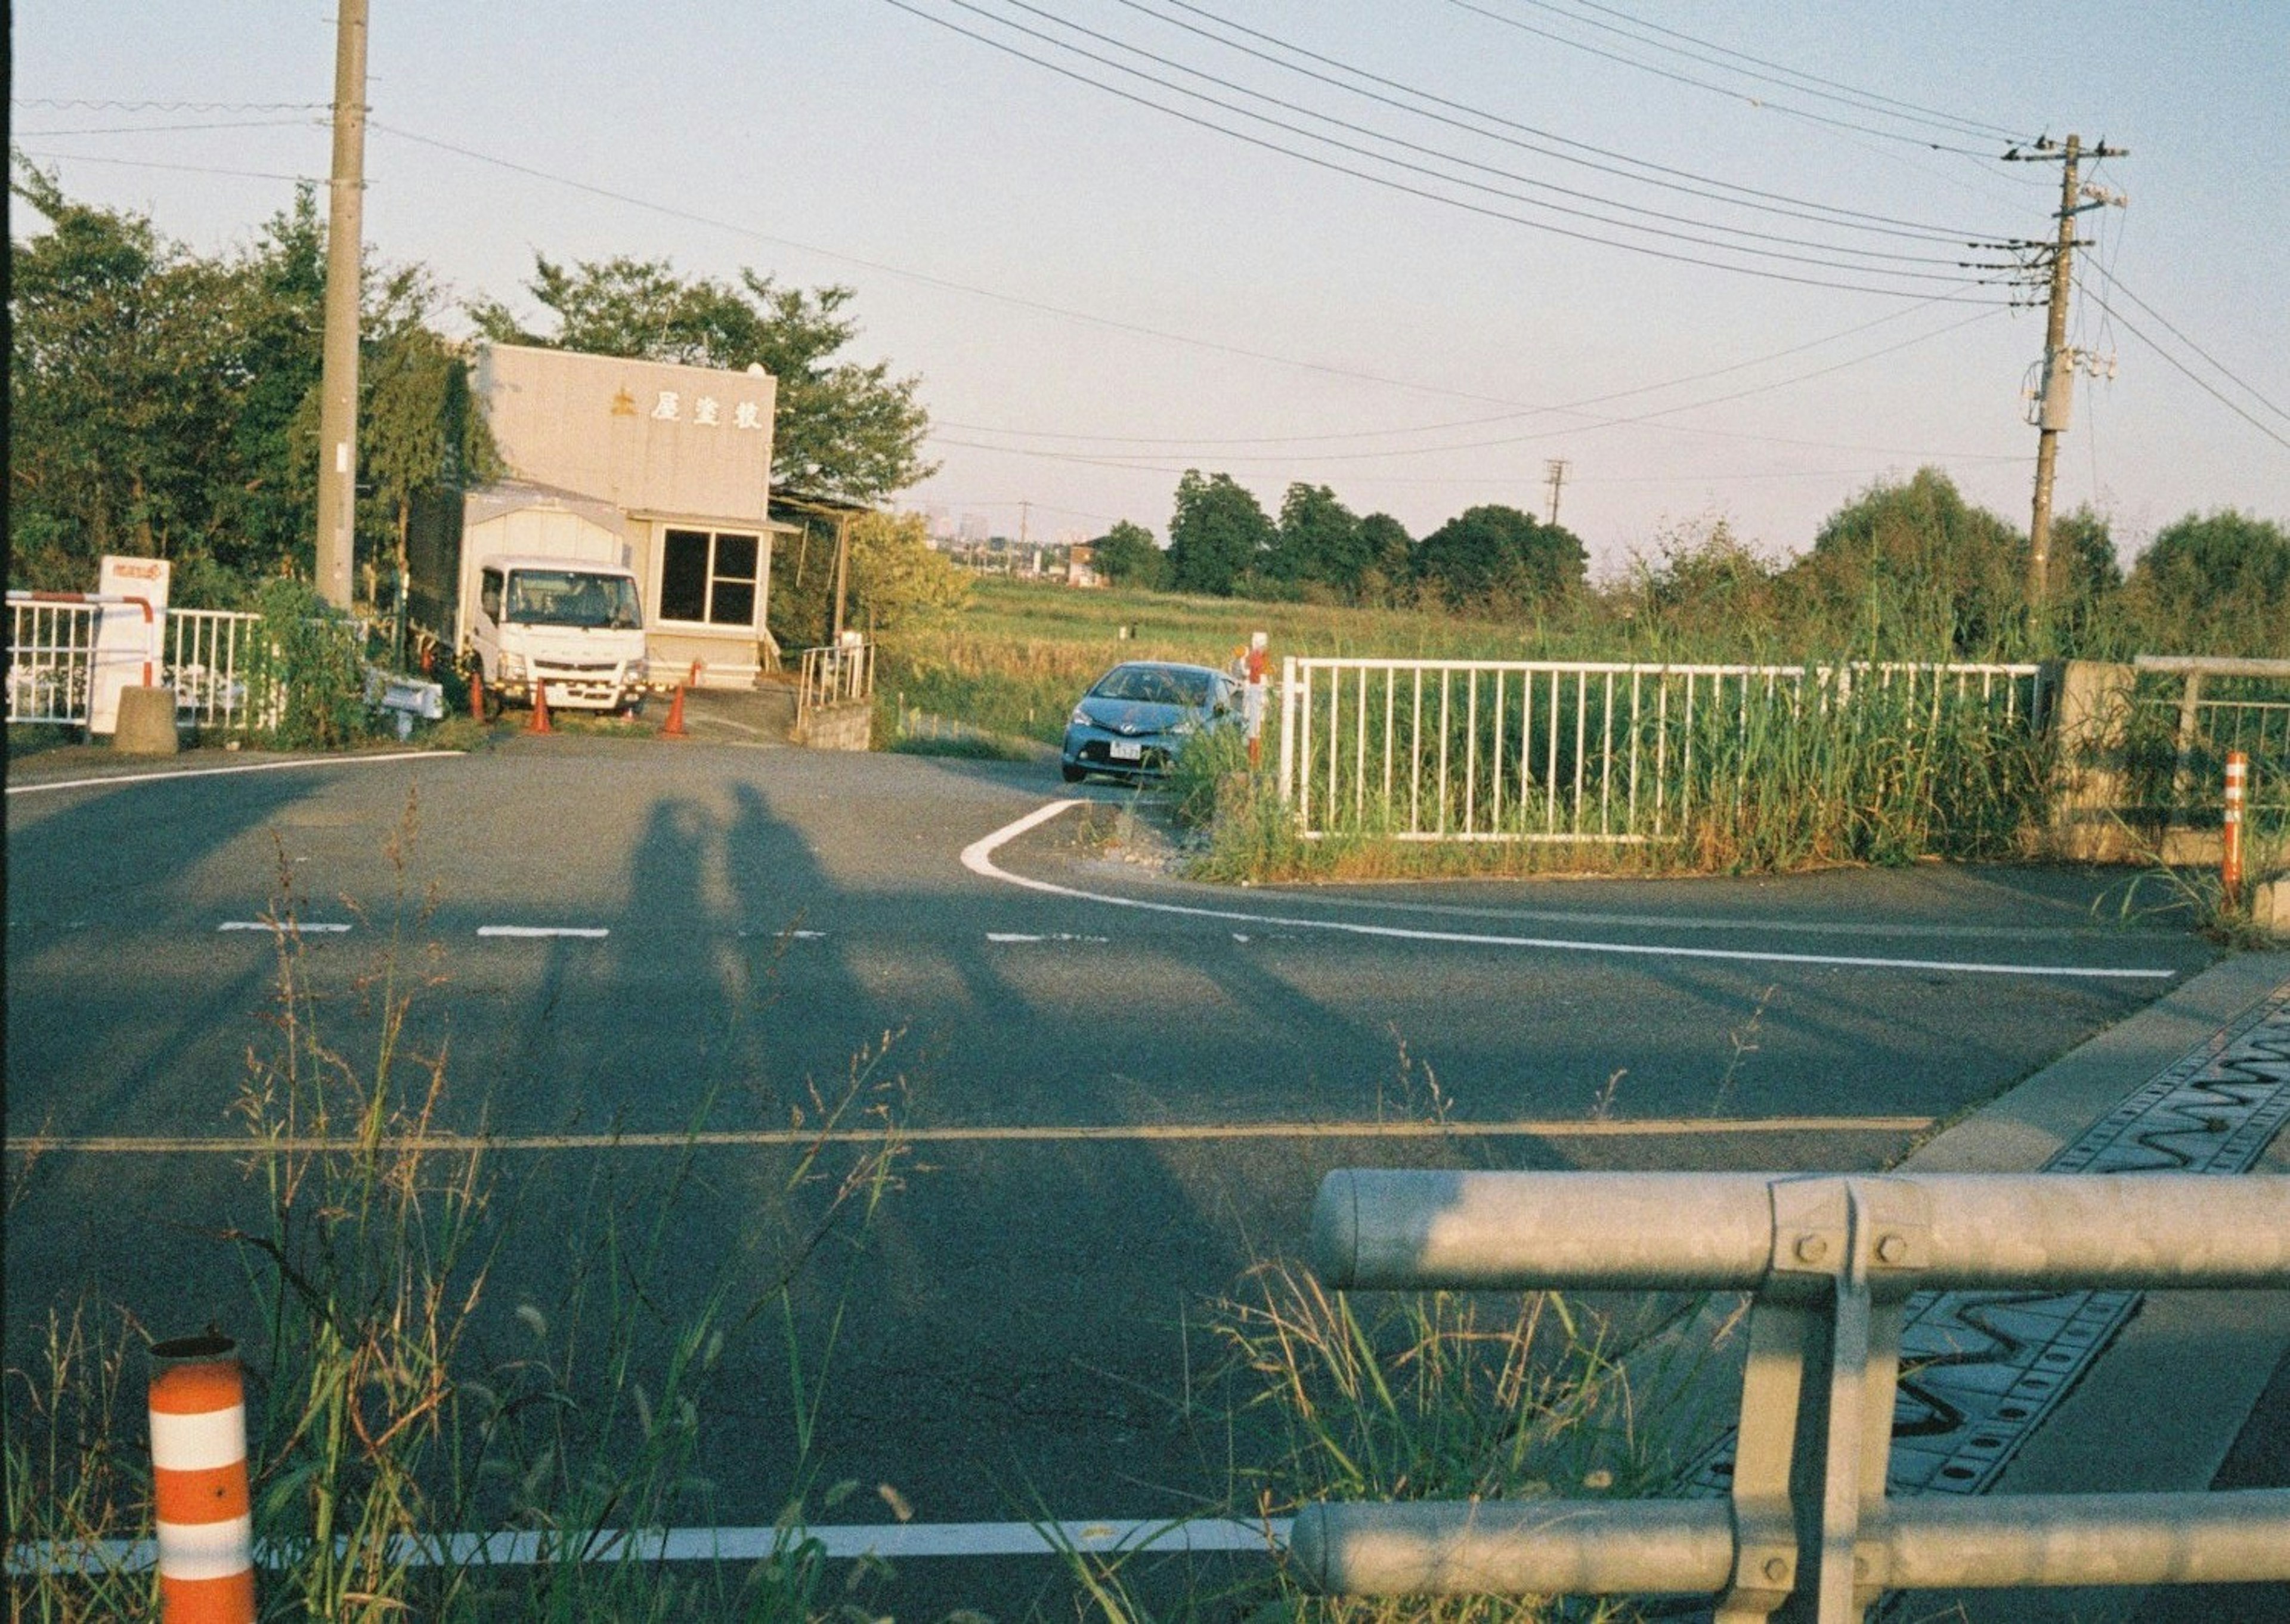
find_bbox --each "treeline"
[8,164,933,643]
[1088,466,2290,660]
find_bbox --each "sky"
[13,1,2289,576]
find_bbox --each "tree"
[2123,510,2290,656]
[1782,469,2017,653]
[9,165,239,590]
[1165,471,1273,596]
[1090,519,1162,587]
[844,511,970,633]
[1356,512,1414,601]
[1415,504,1587,611]
[1269,483,1369,596]
[470,255,934,502]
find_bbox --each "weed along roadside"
[4,802,923,1622]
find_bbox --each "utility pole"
[2007,132,2127,608]
[314,0,369,610]
[1543,459,1570,528]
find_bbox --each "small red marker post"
[2223,750,2247,911]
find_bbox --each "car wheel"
[1061,763,1087,784]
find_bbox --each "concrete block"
[794,700,873,752]
[2255,877,2288,937]
[111,685,180,756]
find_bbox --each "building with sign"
[409,342,794,685]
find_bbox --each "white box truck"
[463,554,651,713]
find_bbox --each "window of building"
[660,528,763,627]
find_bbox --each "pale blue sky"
[14,2,2288,571]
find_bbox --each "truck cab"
[468,556,651,712]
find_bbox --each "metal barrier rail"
[2131,654,2290,826]
[1299,1170,2290,1621]
[1274,659,2047,842]
[166,608,264,729]
[797,640,875,724]
[6,598,102,724]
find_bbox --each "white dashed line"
[986,932,1110,944]
[217,921,351,933]
[960,800,2177,982]
[476,926,610,939]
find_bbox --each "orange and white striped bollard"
[150,1332,256,1622]
[2223,750,2247,911]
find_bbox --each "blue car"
[1060,660,1240,784]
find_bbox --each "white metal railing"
[1300,1170,2290,1620]
[1276,658,2048,842]
[797,639,875,725]
[6,598,102,724]
[8,601,373,734]
[165,608,264,729]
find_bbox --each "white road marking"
[10,1116,1935,1155]
[476,926,609,939]
[986,931,1109,944]
[960,800,2177,982]
[218,921,351,933]
[736,927,826,939]
[5,750,458,797]
[16,1517,1289,1573]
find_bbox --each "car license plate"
[1110,740,1143,761]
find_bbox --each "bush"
[248,577,376,748]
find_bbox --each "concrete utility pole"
[2009,132,2127,608]
[1543,459,1570,528]
[314,0,370,609]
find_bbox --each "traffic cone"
[660,664,697,739]
[469,669,487,721]
[526,675,554,735]
[150,1332,256,1623]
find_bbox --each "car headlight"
[1169,718,1198,736]
[499,652,525,680]
[1069,704,1093,728]
[627,658,648,682]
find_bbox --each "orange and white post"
[2223,750,2248,910]
[149,1333,256,1622]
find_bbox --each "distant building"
[410,342,797,685]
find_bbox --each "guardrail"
[1298,1170,2290,1620]
[2130,654,2290,834]
[1275,659,2047,842]
[797,639,874,725]
[6,596,103,724]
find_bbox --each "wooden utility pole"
[2009,132,2127,608]
[314,0,369,609]
[1543,459,1570,528]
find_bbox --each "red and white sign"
[91,555,170,735]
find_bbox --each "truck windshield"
[505,570,642,630]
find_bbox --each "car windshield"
[505,570,642,629]
[1092,666,1214,707]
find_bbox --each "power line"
[13,117,324,137]
[1110,0,2015,246]
[13,151,319,183]
[938,308,2009,468]
[11,98,332,112]
[2085,264,2290,427]
[1519,0,2024,143]
[2076,282,2290,455]
[876,0,2007,298]
[926,0,1999,274]
[1446,0,2016,159]
[939,296,1972,447]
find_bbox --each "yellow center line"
[6,1116,1932,1155]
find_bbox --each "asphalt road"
[2,733,2218,1607]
